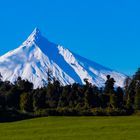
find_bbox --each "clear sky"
[0,0,139,75]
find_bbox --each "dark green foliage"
[116,87,124,108]
[134,68,140,81]
[134,81,140,110]
[15,77,33,92]
[0,94,6,109]
[104,75,115,94]
[46,80,61,108]
[20,92,33,112]
[6,86,21,109]
[33,89,46,111]
[0,68,140,120]
[125,68,140,110]
[104,75,117,109]
[58,85,71,108]
[110,94,117,109]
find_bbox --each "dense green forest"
[0,68,140,121]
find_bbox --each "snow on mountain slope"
[0,28,126,88]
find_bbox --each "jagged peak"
[23,27,42,46]
[32,27,41,36]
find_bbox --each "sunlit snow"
[0,28,127,88]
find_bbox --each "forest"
[0,68,140,121]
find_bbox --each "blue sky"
[0,0,139,75]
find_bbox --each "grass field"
[0,116,140,140]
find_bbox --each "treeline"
[0,68,140,120]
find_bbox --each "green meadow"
[0,116,140,140]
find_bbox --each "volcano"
[0,28,126,88]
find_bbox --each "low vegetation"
[0,116,140,140]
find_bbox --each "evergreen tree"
[83,79,91,108]
[0,73,3,86]
[124,77,132,107]
[58,85,71,108]
[104,75,115,94]
[126,81,135,108]
[0,94,6,110]
[126,68,140,109]
[20,92,33,112]
[116,87,124,108]
[6,85,21,109]
[134,68,140,81]
[110,93,117,109]
[46,80,61,108]
[104,75,116,108]
[134,80,140,110]
[32,89,47,111]
[15,77,33,92]
[47,69,53,84]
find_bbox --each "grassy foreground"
[0,116,140,140]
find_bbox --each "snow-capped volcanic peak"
[0,28,127,88]
[25,27,41,43]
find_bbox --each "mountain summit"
[0,28,126,88]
